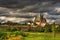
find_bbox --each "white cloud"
[0,16,35,23]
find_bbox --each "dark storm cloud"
[0,0,60,24]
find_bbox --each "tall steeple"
[40,13,46,22]
[40,13,44,20]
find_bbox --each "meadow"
[24,32,60,40]
[0,24,60,40]
[0,29,60,40]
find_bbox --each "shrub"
[9,31,29,37]
[16,31,29,37]
[8,27,18,32]
[44,24,52,32]
[0,31,29,40]
[36,27,45,32]
[0,32,7,40]
[55,26,60,33]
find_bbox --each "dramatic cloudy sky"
[0,0,60,24]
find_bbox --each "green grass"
[24,32,60,40]
[0,28,60,40]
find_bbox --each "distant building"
[35,13,46,27]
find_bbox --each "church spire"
[40,13,43,20]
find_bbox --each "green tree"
[44,24,52,32]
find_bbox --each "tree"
[44,24,52,32]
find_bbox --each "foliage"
[0,30,29,40]
[0,32,7,40]
[8,27,18,32]
[44,24,52,32]
[36,27,45,32]
[10,31,29,37]
[55,25,60,33]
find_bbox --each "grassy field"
[0,29,60,40]
[24,32,60,40]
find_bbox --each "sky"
[0,0,60,24]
